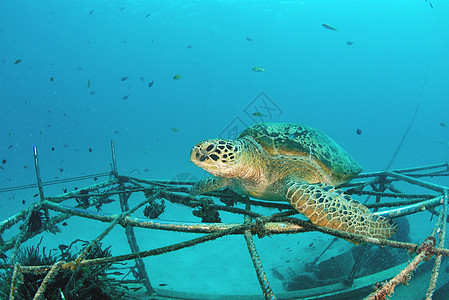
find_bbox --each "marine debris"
[0,142,448,299]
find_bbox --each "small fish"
[356,129,362,135]
[0,166,3,170]
[63,188,67,193]
[440,122,447,127]
[121,76,129,81]
[159,283,168,286]
[148,81,154,87]
[33,194,39,197]
[140,76,145,81]
[89,9,94,14]
[131,287,142,292]
[246,37,253,41]
[252,67,265,72]
[187,45,192,48]
[87,79,91,88]
[346,41,354,46]
[59,168,64,173]
[122,95,129,100]
[429,1,433,8]
[23,165,28,169]
[252,112,263,117]
[114,130,120,134]
[51,147,55,151]
[2,159,6,164]
[322,23,338,31]
[173,74,182,80]
[49,77,54,82]
[62,222,68,226]
[8,145,13,149]
[309,242,314,247]
[145,14,151,18]
[14,59,22,65]
[144,168,150,172]
[89,147,93,152]
[170,127,179,132]
[22,200,26,205]
[93,177,98,181]
[90,91,96,95]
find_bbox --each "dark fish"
[187,45,192,48]
[89,147,93,152]
[63,188,67,193]
[131,287,142,292]
[2,159,6,164]
[0,166,3,170]
[62,222,68,226]
[173,74,182,80]
[246,37,253,41]
[252,112,263,117]
[121,76,129,81]
[170,127,179,132]
[33,194,39,197]
[440,122,447,127]
[346,41,354,45]
[159,283,168,286]
[114,130,120,134]
[90,91,96,95]
[122,95,129,100]
[14,59,22,65]
[144,168,150,172]
[8,145,13,149]
[322,23,338,31]
[356,129,362,135]
[24,165,28,169]
[87,79,91,88]
[94,177,98,181]
[51,147,55,151]
[22,200,26,205]
[285,260,290,263]
[89,9,94,14]
[140,76,145,81]
[49,77,54,82]
[429,1,433,8]
[59,168,64,173]
[148,81,154,87]
[145,14,151,18]
[63,144,68,148]
[309,242,314,247]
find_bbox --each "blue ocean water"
[1,0,449,298]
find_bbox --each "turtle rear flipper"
[283,179,397,241]
[190,176,229,195]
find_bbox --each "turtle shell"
[238,123,362,182]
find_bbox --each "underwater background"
[1,0,449,298]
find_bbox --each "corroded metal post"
[33,146,44,201]
[110,140,154,294]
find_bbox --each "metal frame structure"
[0,142,448,299]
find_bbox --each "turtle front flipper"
[190,175,230,195]
[283,179,397,240]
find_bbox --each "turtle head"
[190,139,243,177]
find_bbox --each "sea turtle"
[189,123,397,240]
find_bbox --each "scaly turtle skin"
[189,123,397,240]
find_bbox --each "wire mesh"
[0,144,448,300]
